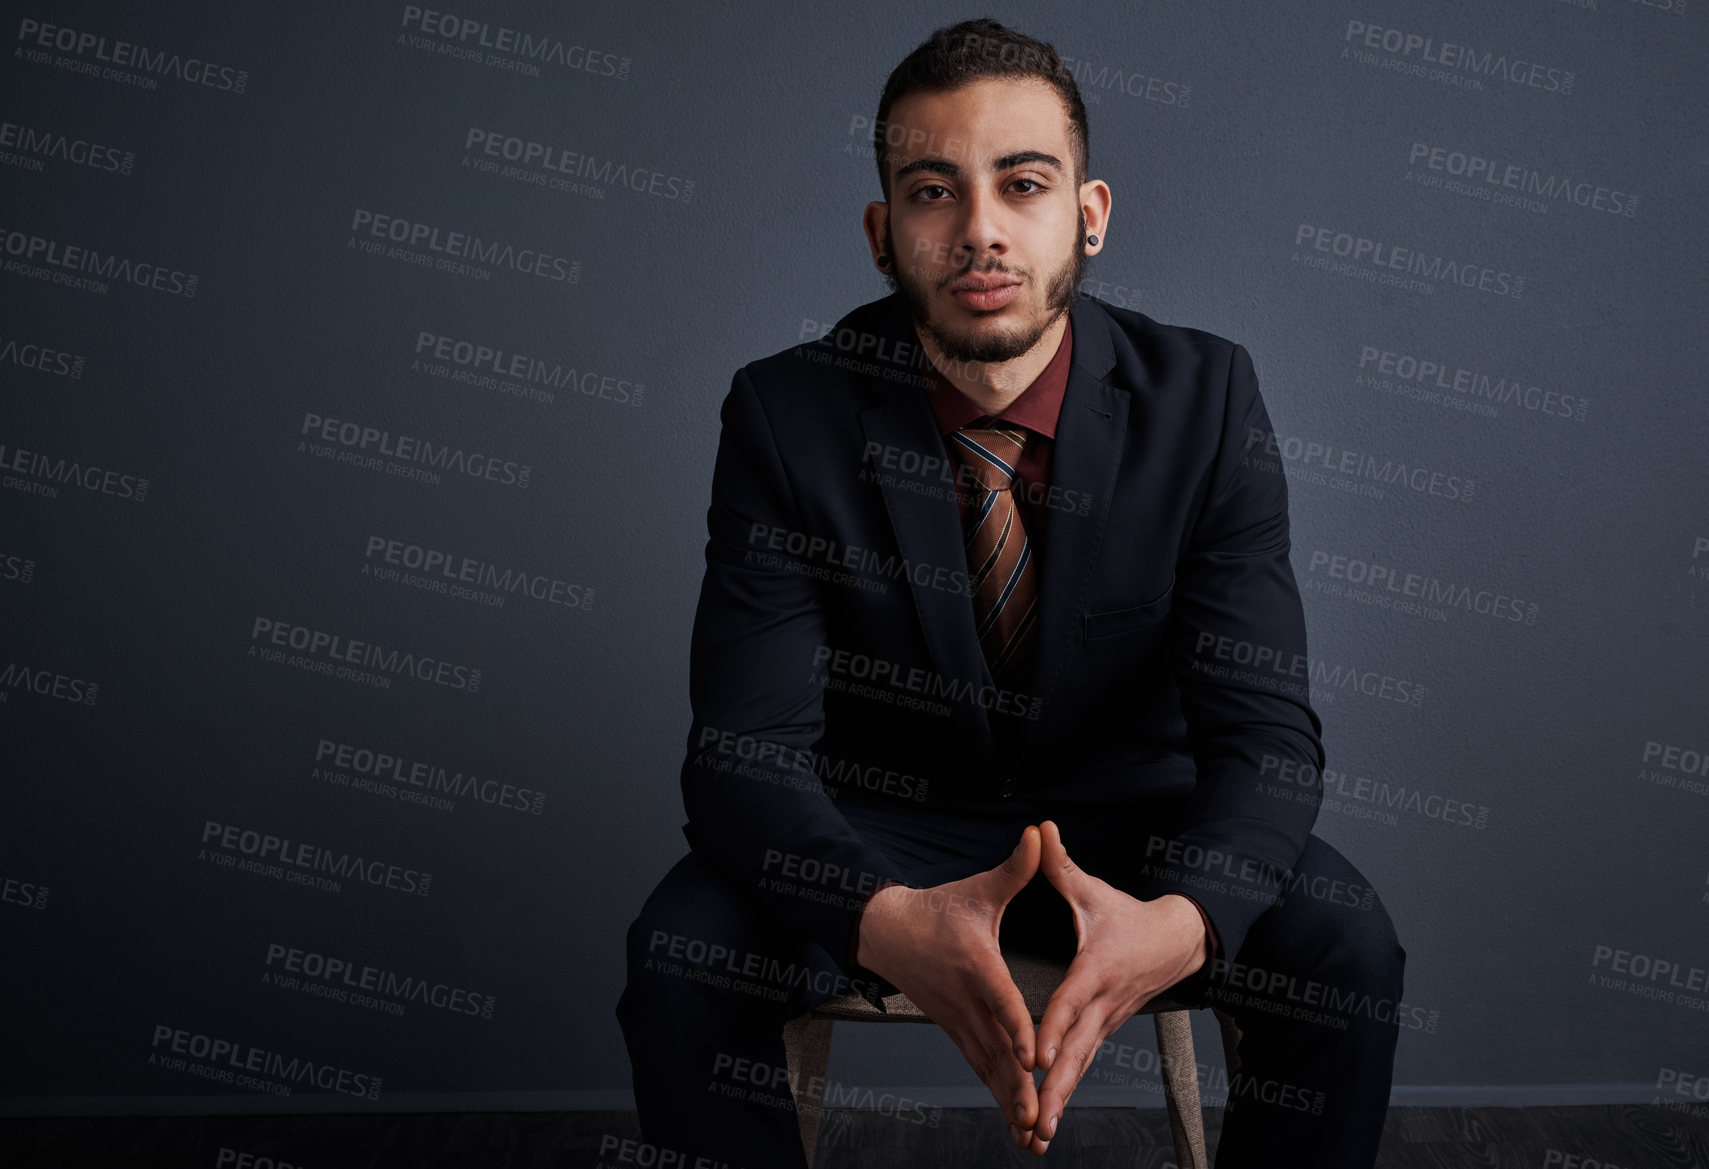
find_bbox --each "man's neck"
[913,310,1068,417]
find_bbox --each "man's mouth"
[948,276,1021,312]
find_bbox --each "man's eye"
[913,180,1045,200]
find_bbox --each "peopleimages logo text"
[0,439,148,501]
[1343,20,1574,93]
[0,118,134,174]
[349,210,577,282]
[0,225,198,296]
[16,18,251,92]
[300,412,531,488]
[1407,143,1636,217]
[1294,224,1521,299]
[249,618,481,692]
[151,1024,381,1099]
[202,821,432,897]
[398,6,630,78]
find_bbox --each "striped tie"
[951,422,1039,691]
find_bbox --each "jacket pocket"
[1083,577,1175,641]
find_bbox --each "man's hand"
[855,824,1045,1149]
[1026,819,1209,1152]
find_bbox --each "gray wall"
[3,0,1705,1118]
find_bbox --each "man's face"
[878,77,1088,365]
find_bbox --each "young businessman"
[618,18,1404,1167]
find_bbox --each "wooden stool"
[782,949,1242,1167]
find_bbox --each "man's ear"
[861,201,889,267]
[1078,178,1112,249]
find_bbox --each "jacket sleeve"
[1133,342,1325,992]
[677,365,909,1008]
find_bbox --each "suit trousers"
[616,789,1406,1168]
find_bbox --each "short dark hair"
[872,18,1089,202]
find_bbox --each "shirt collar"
[923,313,1073,439]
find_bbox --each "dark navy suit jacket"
[677,290,1326,996]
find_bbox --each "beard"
[881,209,1088,365]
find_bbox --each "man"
[618,18,1404,1167]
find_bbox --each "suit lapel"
[1023,303,1124,748]
[856,294,1126,759]
[858,297,996,755]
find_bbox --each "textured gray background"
[2,0,1705,1115]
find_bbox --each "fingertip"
[1037,820,1060,856]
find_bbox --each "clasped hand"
[854,821,1209,1153]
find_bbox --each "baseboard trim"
[0,1083,1675,1117]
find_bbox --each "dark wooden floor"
[3,1104,1705,1168]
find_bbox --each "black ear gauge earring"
[1086,234,1099,247]
[876,254,890,267]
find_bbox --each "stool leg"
[1212,1006,1243,1078]
[1154,1010,1209,1169]
[783,1014,834,1168]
